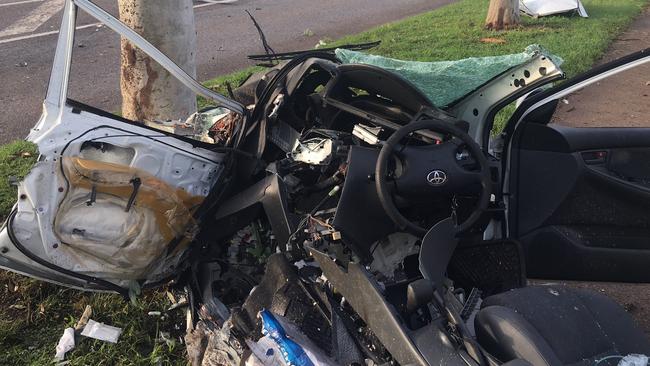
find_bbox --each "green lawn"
[1,0,648,364]
[0,272,186,365]
[330,0,646,78]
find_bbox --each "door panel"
[510,122,650,282]
[0,102,225,291]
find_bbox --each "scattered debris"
[15,62,27,67]
[303,29,314,37]
[54,328,75,361]
[80,319,123,343]
[520,0,588,18]
[168,298,189,312]
[166,291,177,304]
[159,331,176,348]
[480,37,507,44]
[185,322,209,366]
[54,306,90,361]
[208,110,243,145]
[74,305,92,332]
[248,310,335,366]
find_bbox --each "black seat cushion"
[475,285,650,366]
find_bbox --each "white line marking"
[0,0,65,38]
[0,22,100,45]
[0,0,44,8]
[0,1,224,45]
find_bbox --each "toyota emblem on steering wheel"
[426,170,447,186]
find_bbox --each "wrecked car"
[2,0,650,365]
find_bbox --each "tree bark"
[485,0,520,30]
[118,0,198,123]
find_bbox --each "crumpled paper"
[54,327,75,361]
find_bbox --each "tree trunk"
[118,0,197,123]
[485,0,520,30]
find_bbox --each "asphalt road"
[0,0,454,145]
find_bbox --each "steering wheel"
[375,119,491,236]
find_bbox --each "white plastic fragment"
[245,336,288,366]
[619,354,649,366]
[80,319,123,343]
[520,0,588,18]
[54,327,75,361]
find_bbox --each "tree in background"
[485,0,520,30]
[118,0,198,122]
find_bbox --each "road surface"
[0,0,454,144]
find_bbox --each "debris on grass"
[168,298,188,311]
[80,319,123,343]
[73,305,92,332]
[54,327,75,361]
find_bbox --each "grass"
[328,0,646,79]
[0,141,38,223]
[0,272,186,365]
[1,0,648,364]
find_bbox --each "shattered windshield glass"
[336,44,564,108]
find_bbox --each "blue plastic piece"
[260,309,315,366]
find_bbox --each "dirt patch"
[552,7,650,127]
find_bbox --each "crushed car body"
[2,0,650,365]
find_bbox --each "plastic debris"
[335,45,563,108]
[246,335,288,365]
[168,298,188,311]
[520,0,588,18]
[80,319,123,343]
[619,354,649,366]
[256,309,335,366]
[54,327,75,361]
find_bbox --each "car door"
[504,48,650,282]
[0,0,243,295]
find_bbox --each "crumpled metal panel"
[520,0,588,18]
[53,157,202,279]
